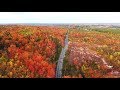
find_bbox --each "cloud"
[0,12,120,23]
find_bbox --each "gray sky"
[0,12,120,24]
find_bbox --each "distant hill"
[0,23,120,28]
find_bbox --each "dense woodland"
[0,25,120,78]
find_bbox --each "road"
[56,31,68,78]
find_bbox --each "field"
[0,25,120,78]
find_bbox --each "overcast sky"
[0,12,120,24]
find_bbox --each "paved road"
[56,32,68,78]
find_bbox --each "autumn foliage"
[0,25,67,78]
[62,27,120,78]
